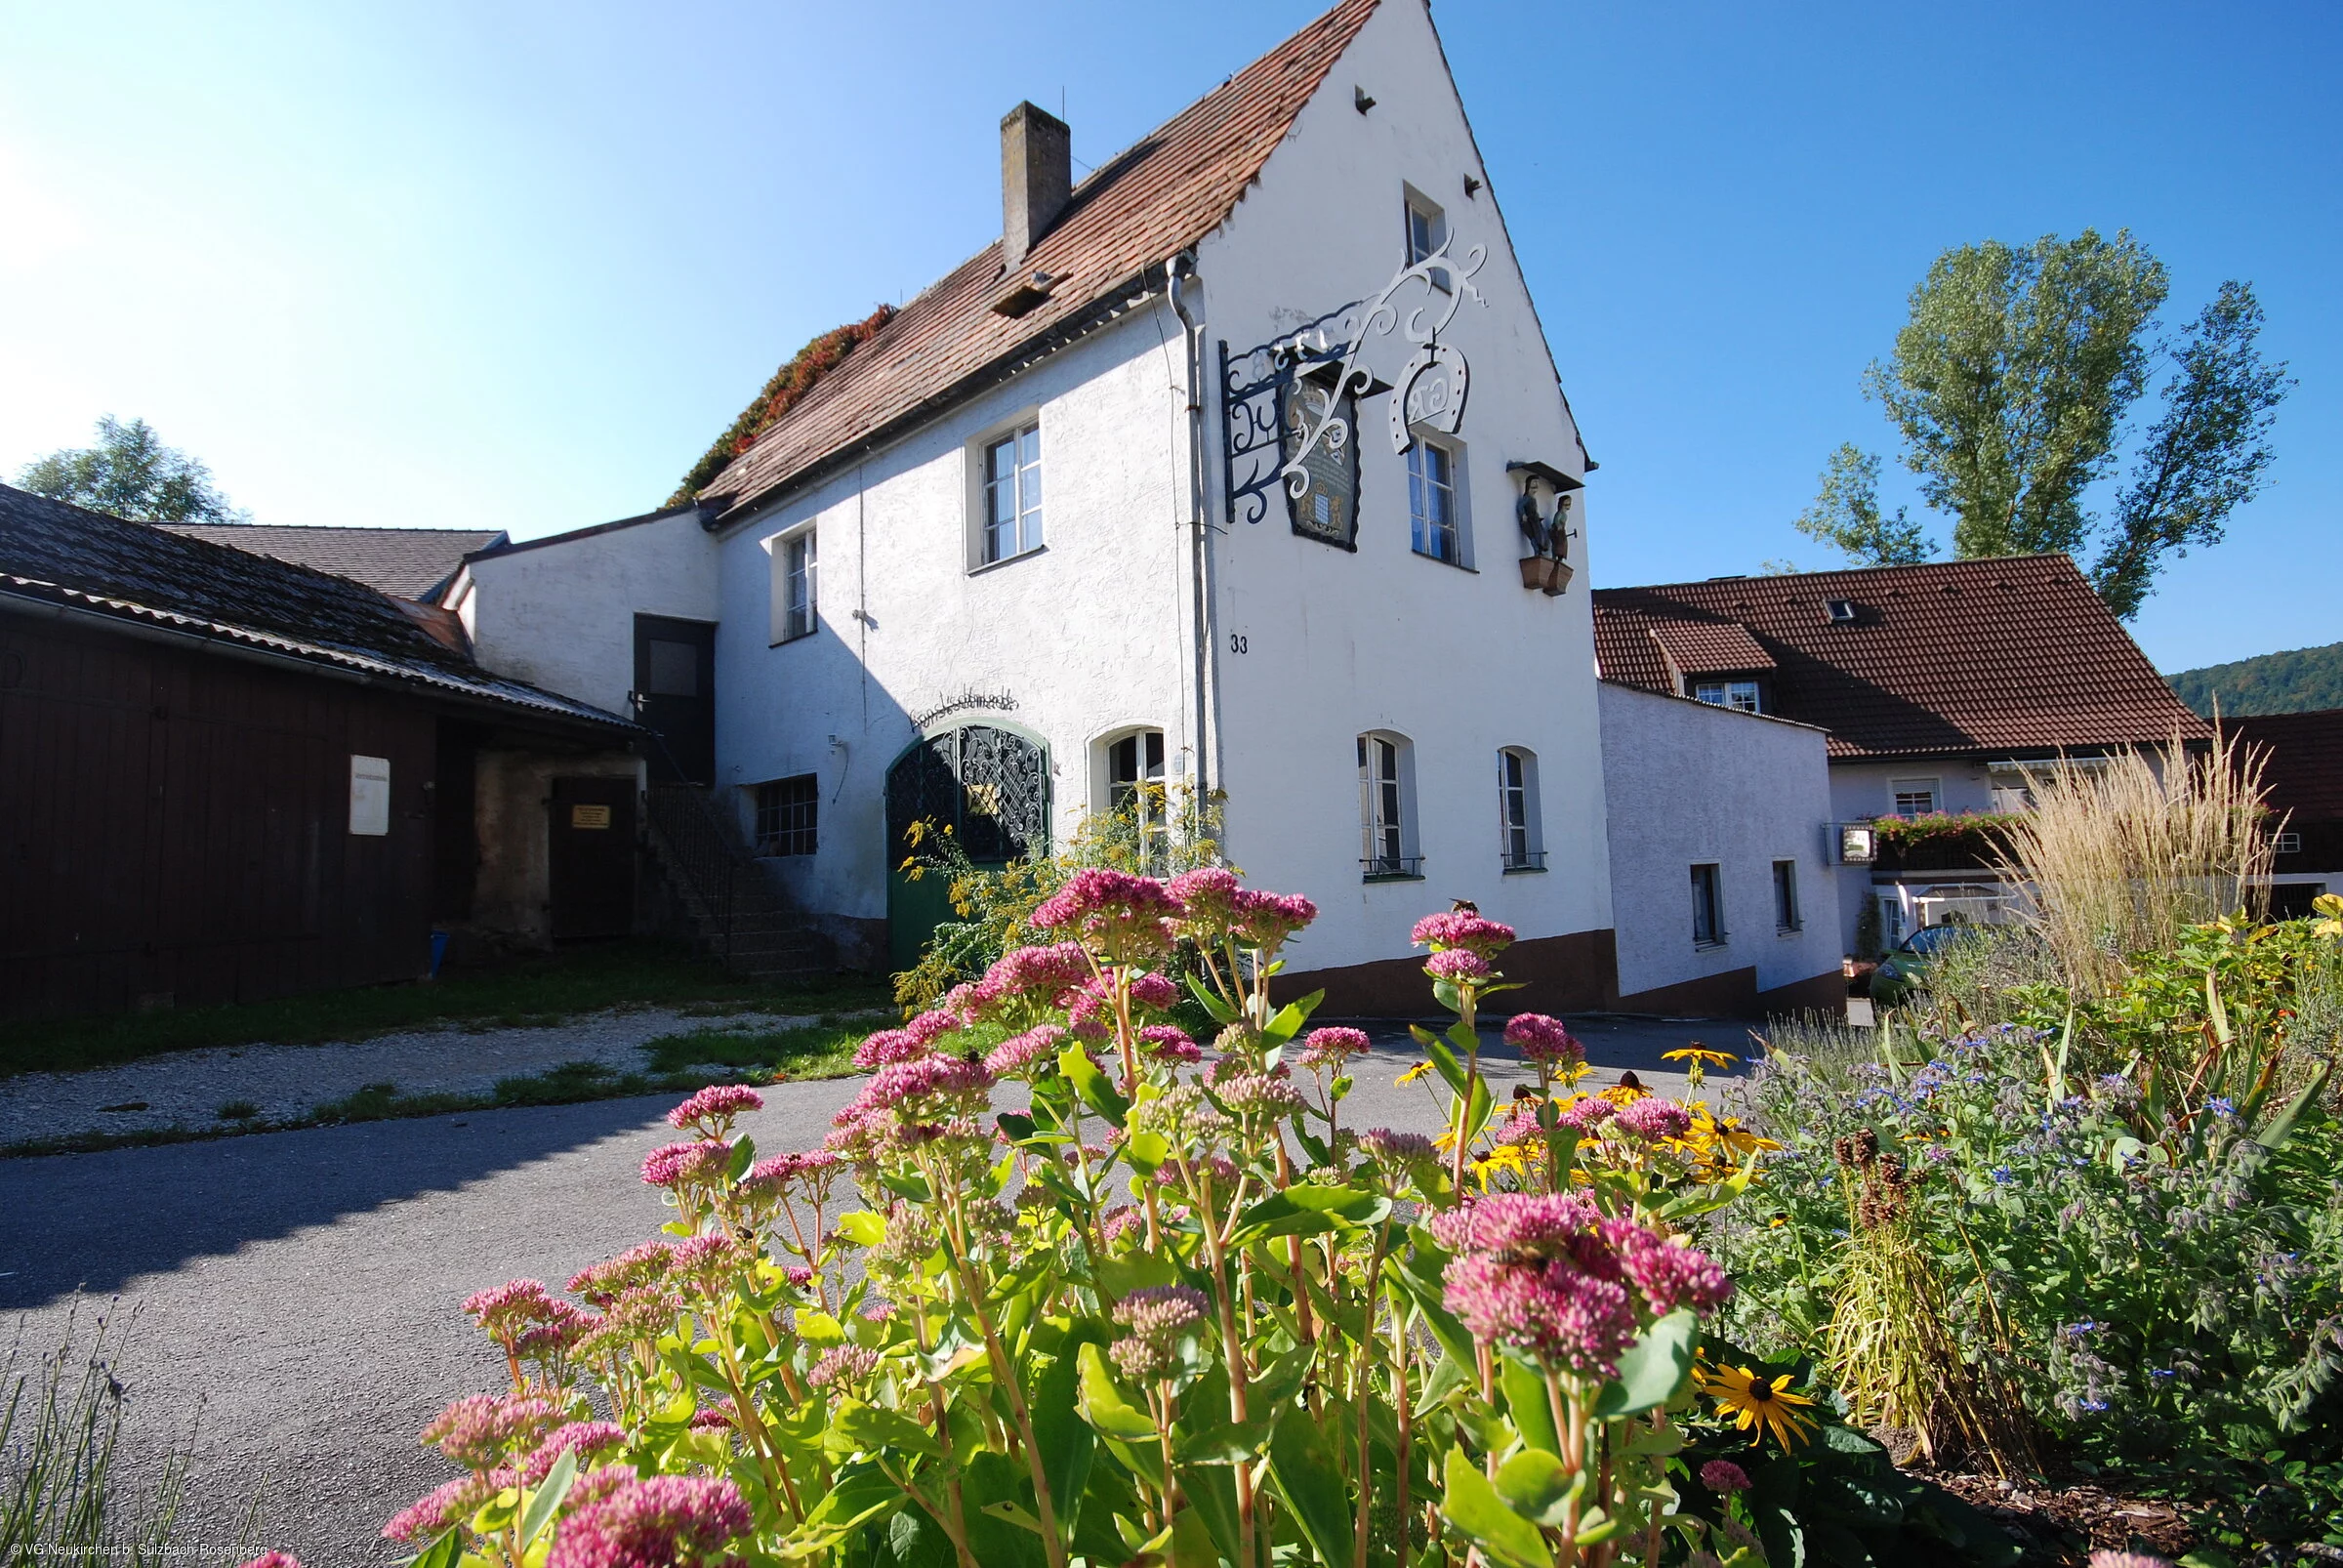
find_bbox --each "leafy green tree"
[1791,443,1934,566]
[17,415,246,524]
[1796,229,2288,616]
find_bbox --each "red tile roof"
[1647,619,1774,677]
[2225,711,2343,822]
[700,0,1380,524]
[1592,555,2210,761]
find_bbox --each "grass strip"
[1,1020,877,1160]
[3,940,891,1079]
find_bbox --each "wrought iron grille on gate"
[884,724,1049,864]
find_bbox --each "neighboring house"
[1593,555,2212,954]
[2228,710,2343,917]
[1597,682,1842,1015]
[161,523,507,602]
[0,484,637,1019]
[448,0,1835,1017]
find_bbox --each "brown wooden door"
[549,776,636,941]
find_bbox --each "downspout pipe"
[1167,249,1219,804]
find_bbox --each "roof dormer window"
[1825,598,1857,623]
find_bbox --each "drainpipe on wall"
[1167,249,1221,803]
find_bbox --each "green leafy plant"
[354,876,1855,1568]
[1,1307,193,1568]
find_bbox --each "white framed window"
[1498,747,1544,871]
[1101,727,1169,868]
[1404,184,1451,289]
[775,529,817,642]
[1989,765,2035,813]
[979,422,1044,565]
[1408,437,1464,565]
[2275,831,2302,855]
[1876,890,1907,946]
[1358,731,1419,879]
[1693,680,1760,714]
[1890,777,1941,818]
[1773,859,1801,931]
[1691,863,1725,947]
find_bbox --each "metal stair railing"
[644,781,754,967]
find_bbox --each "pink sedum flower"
[522,1422,628,1481]
[986,1024,1067,1078]
[1502,1013,1583,1066]
[1556,1095,1616,1133]
[852,1029,927,1069]
[640,1140,731,1189]
[546,1473,752,1568]
[1232,889,1317,950]
[239,1555,304,1568]
[1425,949,1492,983]
[1137,1024,1203,1064]
[385,1470,504,1544]
[1612,1096,1694,1141]
[666,1084,762,1133]
[1298,1026,1370,1070]
[1444,1252,1639,1377]
[1410,910,1516,957]
[1031,869,1178,962]
[1700,1459,1751,1493]
[1168,867,1247,939]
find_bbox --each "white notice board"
[349,755,390,836]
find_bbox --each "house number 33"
[1228,633,1249,654]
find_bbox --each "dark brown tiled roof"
[701,0,1380,523]
[2226,711,2343,821]
[1648,620,1774,676]
[1592,555,2210,761]
[0,484,633,731]
[160,523,507,600]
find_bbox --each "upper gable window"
[1404,186,1451,290]
[980,423,1044,566]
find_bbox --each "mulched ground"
[1932,1472,2196,1564]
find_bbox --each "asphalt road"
[0,1017,1747,1565]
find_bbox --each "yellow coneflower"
[1395,1059,1435,1086]
[1661,1047,1737,1069]
[1697,1362,1819,1449]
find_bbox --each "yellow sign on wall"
[571,804,613,830]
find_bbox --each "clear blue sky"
[2,1,2334,672]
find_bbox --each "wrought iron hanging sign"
[1220,235,1488,545]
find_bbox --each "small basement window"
[755,774,819,856]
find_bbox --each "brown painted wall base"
[1754,970,1848,1019]
[1613,966,1756,1018]
[1275,928,1619,1018]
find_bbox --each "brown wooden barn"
[0,483,642,1021]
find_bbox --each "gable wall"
[462,512,721,720]
[1188,0,1615,999]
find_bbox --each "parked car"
[1870,923,1977,1006]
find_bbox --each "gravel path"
[0,1015,1745,1563]
[0,1007,845,1147]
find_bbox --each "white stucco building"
[448,0,1844,1016]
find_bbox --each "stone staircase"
[643,782,834,983]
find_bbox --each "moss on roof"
[667,305,896,507]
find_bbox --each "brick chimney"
[1000,102,1071,271]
